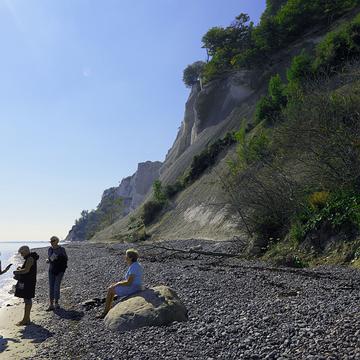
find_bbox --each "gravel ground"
[28,240,360,360]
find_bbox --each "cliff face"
[91,70,264,242]
[115,161,163,211]
[91,30,325,243]
[160,70,260,184]
[66,161,162,241]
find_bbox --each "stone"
[104,285,188,332]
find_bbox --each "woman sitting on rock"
[97,248,143,319]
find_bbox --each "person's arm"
[0,263,12,275]
[109,274,134,289]
[113,274,134,287]
[14,257,34,275]
[60,247,68,262]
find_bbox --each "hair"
[18,246,30,254]
[126,248,139,262]
[50,236,60,242]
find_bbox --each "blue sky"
[0,0,266,241]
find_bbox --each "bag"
[16,282,25,290]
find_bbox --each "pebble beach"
[0,239,359,359]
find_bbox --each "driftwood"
[137,243,240,258]
[137,243,344,281]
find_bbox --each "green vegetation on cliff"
[186,0,359,84]
[223,12,360,265]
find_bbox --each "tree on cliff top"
[183,61,206,87]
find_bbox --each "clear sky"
[0,0,266,241]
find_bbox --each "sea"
[0,241,49,308]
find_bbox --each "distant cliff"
[66,161,162,241]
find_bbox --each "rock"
[104,286,188,332]
[190,245,203,251]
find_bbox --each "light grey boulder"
[104,285,188,332]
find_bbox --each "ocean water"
[0,241,49,307]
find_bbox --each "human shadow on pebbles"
[19,324,54,344]
[53,308,84,321]
[0,336,20,352]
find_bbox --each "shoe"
[54,303,60,309]
[46,305,55,311]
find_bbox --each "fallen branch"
[137,243,241,258]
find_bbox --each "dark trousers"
[49,272,64,301]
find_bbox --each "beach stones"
[104,285,188,332]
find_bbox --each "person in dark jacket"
[13,246,39,326]
[46,236,68,311]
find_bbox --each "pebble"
[25,239,360,360]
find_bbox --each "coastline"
[0,240,359,359]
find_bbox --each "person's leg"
[17,299,32,326]
[97,287,116,319]
[54,272,64,308]
[48,272,55,310]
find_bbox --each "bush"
[314,14,360,73]
[153,180,167,204]
[294,190,360,241]
[183,61,206,87]
[231,126,271,171]
[164,181,185,198]
[184,132,236,185]
[255,74,287,125]
[308,191,330,210]
[255,96,277,125]
[287,50,314,84]
[308,191,360,232]
[142,200,165,225]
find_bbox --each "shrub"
[164,181,185,198]
[294,191,360,240]
[308,191,330,210]
[184,132,236,185]
[153,180,167,204]
[255,74,287,125]
[309,191,360,231]
[231,126,271,171]
[314,14,360,73]
[255,96,277,125]
[183,61,206,87]
[142,200,165,225]
[287,50,314,84]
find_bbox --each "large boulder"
[104,286,188,332]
